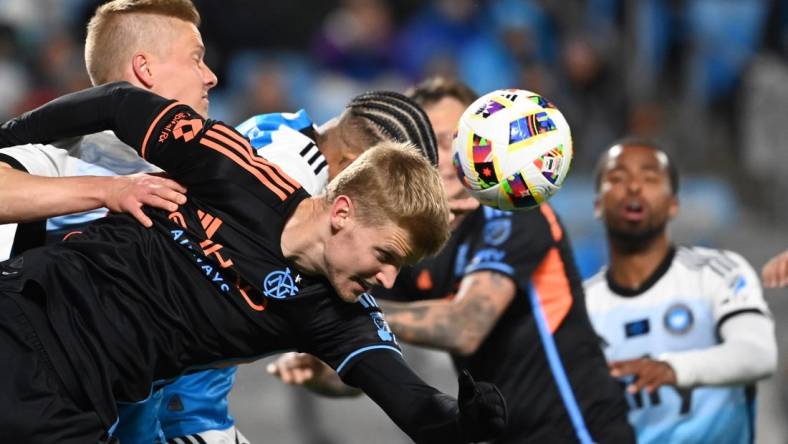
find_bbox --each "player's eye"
[375,249,398,265]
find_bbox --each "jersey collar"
[605,245,676,297]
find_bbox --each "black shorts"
[0,294,110,444]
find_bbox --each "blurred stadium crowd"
[1,0,786,174]
[1,0,787,442]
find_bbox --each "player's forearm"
[379,299,489,355]
[304,371,362,398]
[659,313,777,387]
[343,351,464,443]
[343,351,505,443]
[0,165,114,223]
[0,82,168,153]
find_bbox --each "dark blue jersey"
[0,83,481,443]
[377,205,633,443]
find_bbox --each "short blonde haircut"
[326,141,451,262]
[84,0,200,85]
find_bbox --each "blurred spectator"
[311,0,396,81]
[457,0,557,95]
[0,22,30,120]
[392,0,483,80]
[554,32,626,169]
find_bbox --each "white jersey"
[0,131,159,259]
[584,245,768,444]
[235,110,328,196]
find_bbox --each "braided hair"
[345,91,439,167]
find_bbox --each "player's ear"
[131,53,154,89]
[668,195,679,219]
[330,195,354,231]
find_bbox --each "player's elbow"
[453,334,483,357]
[745,339,778,381]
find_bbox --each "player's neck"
[608,234,672,290]
[281,197,328,276]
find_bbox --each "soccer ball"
[452,89,573,211]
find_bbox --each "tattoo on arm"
[380,271,514,354]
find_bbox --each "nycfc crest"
[263,267,299,299]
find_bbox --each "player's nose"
[203,64,218,89]
[375,264,399,289]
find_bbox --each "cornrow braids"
[346,91,439,167]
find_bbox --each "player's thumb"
[458,369,478,403]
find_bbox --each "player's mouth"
[354,278,374,294]
[622,200,645,222]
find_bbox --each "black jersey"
[0,83,477,442]
[377,205,633,443]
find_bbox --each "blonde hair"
[84,0,200,85]
[326,141,451,262]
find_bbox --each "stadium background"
[1,0,786,442]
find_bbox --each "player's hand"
[104,173,187,228]
[457,370,507,442]
[762,249,788,288]
[266,352,325,385]
[609,358,677,394]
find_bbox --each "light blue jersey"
[585,246,769,444]
[155,110,327,440]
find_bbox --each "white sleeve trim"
[659,312,777,387]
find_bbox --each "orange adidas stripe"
[141,102,181,159]
[203,130,296,196]
[212,124,301,190]
[197,210,222,239]
[199,138,288,200]
[206,127,298,194]
[532,247,573,333]
[204,217,222,239]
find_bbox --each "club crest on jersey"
[371,311,396,342]
[663,304,694,335]
[483,218,512,246]
[263,267,300,299]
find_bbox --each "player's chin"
[337,284,363,303]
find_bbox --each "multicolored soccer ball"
[452,89,573,211]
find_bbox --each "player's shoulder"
[236,110,315,145]
[675,245,753,275]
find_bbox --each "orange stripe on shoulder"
[199,138,288,200]
[539,204,563,242]
[205,128,298,195]
[212,124,301,191]
[140,102,181,159]
[531,247,573,333]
